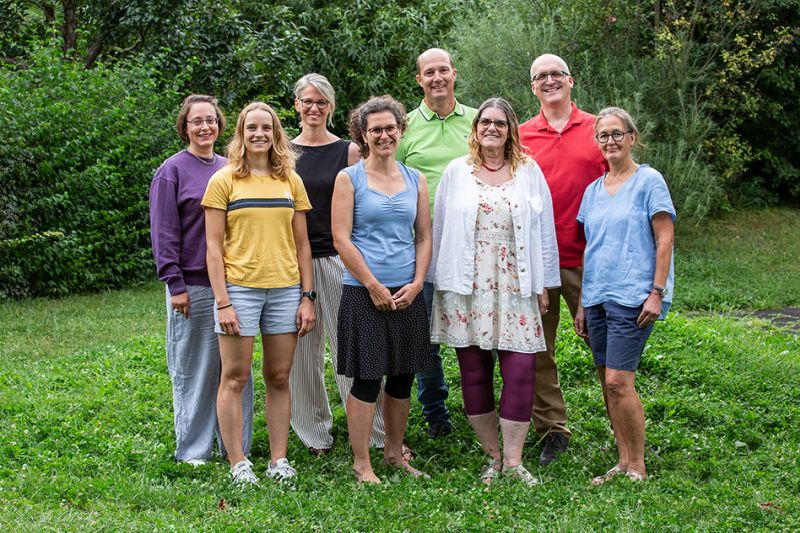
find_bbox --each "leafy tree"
[451,0,799,222]
[0,45,181,298]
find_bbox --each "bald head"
[530,54,570,81]
[416,48,454,74]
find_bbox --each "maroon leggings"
[456,346,536,422]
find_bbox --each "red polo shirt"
[519,102,607,268]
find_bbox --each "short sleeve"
[645,171,676,221]
[290,172,312,211]
[202,168,232,210]
[576,184,592,224]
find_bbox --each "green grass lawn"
[675,207,800,310]
[1,208,799,530]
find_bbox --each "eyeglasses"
[299,99,330,109]
[531,70,570,83]
[477,118,509,129]
[187,116,218,127]
[595,130,632,143]
[367,125,399,137]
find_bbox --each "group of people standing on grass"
[149,48,675,487]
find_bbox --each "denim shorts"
[584,301,654,371]
[215,283,301,336]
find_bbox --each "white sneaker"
[266,458,297,482]
[230,459,259,485]
[183,459,207,467]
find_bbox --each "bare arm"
[347,142,360,166]
[637,211,674,327]
[331,171,396,311]
[392,173,431,308]
[205,207,239,336]
[292,210,316,336]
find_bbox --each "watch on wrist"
[302,290,317,301]
[652,285,667,298]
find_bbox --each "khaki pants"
[532,267,582,438]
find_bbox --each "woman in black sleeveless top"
[288,74,387,455]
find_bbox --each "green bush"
[450,0,727,225]
[0,45,181,298]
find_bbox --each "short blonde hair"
[226,102,296,180]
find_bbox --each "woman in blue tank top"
[331,95,434,483]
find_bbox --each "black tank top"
[292,139,351,257]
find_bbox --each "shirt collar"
[532,101,582,132]
[419,99,466,121]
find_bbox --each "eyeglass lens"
[478,118,509,128]
[301,99,329,108]
[188,117,218,126]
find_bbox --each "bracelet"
[217,303,233,310]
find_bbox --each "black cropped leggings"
[350,373,415,403]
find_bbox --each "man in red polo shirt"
[519,53,607,465]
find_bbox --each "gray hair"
[595,106,644,149]
[294,73,336,126]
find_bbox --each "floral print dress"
[431,176,545,353]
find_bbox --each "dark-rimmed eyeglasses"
[595,130,632,143]
[477,118,509,129]
[299,99,330,109]
[367,125,398,137]
[531,70,570,83]
[187,116,218,127]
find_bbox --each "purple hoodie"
[149,149,227,295]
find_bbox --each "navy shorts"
[585,301,654,371]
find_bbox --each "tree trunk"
[85,35,105,68]
[60,0,78,53]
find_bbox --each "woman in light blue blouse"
[573,107,675,484]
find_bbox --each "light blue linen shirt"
[342,160,419,287]
[577,164,676,318]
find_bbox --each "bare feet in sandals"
[402,443,414,462]
[592,465,626,485]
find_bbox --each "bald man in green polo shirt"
[396,48,477,438]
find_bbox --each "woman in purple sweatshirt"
[149,94,253,465]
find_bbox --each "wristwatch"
[302,290,317,301]
[651,285,668,298]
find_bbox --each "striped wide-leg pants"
[289,255,386,449]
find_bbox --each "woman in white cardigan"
[430,97,560,486]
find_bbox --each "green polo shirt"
[396,99,477,211]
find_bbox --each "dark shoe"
[426,420,454,439]
[539,432,569,465]
[308,447,331,458]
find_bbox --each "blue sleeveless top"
[342,160,420,287]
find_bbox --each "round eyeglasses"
[595,130,632,144]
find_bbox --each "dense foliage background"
[1,0,798,298]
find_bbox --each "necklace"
[481,161,505,172]
[187,149,217,166]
